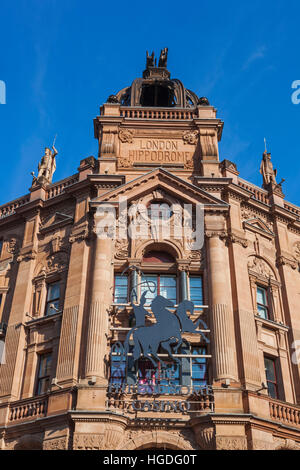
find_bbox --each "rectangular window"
[0,239,3,257]
[191,346,207,389]
[257,286,269,319]
[141,274,177,304]
[264,356,278,399]
[189,276,203,305]
[114,275,129,304]
[36,353,52,395]
[45,282,61,316]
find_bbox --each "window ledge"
[25,312,62,328]
[254,315,289,332]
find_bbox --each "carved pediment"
[92,168,228,208]
[40,211,73,234]
[243,218,274,238]
[248,255,276,280]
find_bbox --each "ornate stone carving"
[114,238,129,260]
[7,237,19,255]
[198,96,210,106]
[194,425,215,450]
[182,130,198,145]
[216,436,247,450]
[188,249,203,261]
[241,207,254,221]
[73,433,104,450]
[227,232,249,248]
[69,223,90,243]
[119,128,134,143]
[16,251,37,263]
[206,230,227,240]
[43,437,68,450]
[293,241,300,260]
[184,156,194,169]
[106,94,120,104]
[46,251,68,272]
[276,255,297,270]
[248,256,275,279]
[118,157,132,168]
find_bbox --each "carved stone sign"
[119,138,196,167]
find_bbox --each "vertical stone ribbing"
[56,305,79,380]
[84,235,113,382]
[238,309,261,384]
[207,233,238,381]
[211,304,237,379]
[85,301,107,377]
[0,326,21,396]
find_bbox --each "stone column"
[206,228,238,382]
[180,270,188,301]
[84,231,113,383]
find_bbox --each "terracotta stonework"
[0,53,300,450]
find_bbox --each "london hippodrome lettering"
[127,139,193,164]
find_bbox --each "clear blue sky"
[1,0,300,206]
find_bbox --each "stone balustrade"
[120,107,195,120]
[269,398,300,427]
[8,396,48,422]
[0,195,30,219]
[46,174,79,200]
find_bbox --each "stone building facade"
[0,51,300,450]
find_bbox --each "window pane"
[38,377,50,395]
[39,354,52,377]
[257,287,267,306]
[114,275,128,303]
[47,283,60,301]
[265,357,276,382]
[189,276,203,304]
[141,275,157,303]
[267,382,277,399]
[160,276,176,287]
[257,305,268,319]
[192,347,207,387]
[45,300,60,316]
[160,275,177,303]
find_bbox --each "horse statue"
[125,295,182,368]
[175,300,210,343]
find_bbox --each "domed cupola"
[108,48,205,108]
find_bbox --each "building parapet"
[119,106,196,120]
[0,194,30,219]
[46,174,79,200]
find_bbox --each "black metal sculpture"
[158,47,168,68]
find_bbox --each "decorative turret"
[105,48,209,109]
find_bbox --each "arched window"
[143,250,175,263]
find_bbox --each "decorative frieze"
[43,437,68,450]
[216,436,247,450]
